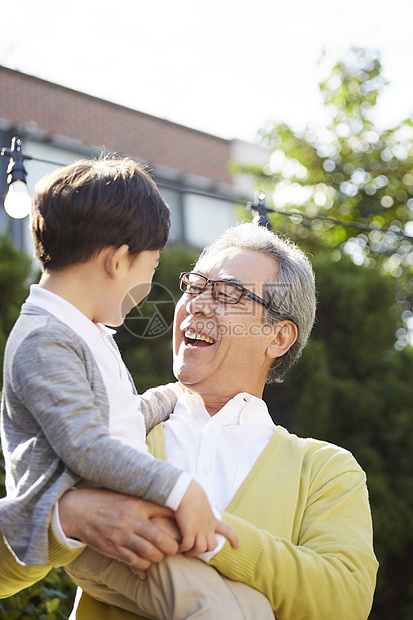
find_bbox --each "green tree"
[237,47,413,346]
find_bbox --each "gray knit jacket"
[0,304,181,565]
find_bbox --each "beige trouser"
[65,547,274,620]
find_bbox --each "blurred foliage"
[235,47,413,348]
[0,235,32,391]
[0,566,76,619]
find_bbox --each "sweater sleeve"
[209,459,378,620]
[140,383,182,433]
[0,523,82,599]
[9,328,182,507]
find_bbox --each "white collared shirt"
[164,390,276,511]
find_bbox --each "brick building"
[0,66,268,253]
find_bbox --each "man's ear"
[266,320,298,361]
[102,244,130,277]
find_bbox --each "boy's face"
[107,249,160,327]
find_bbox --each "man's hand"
[175,480,239,557]
[150,515,182,543]
[58,488,179,571]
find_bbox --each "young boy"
[0,157,267,620]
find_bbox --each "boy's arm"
[140,383,182,433]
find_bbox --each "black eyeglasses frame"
[179,271,277,312]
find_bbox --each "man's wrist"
[53,499,86,550]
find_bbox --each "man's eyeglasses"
[179,272,274,311]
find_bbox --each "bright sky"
[1,0,413,142]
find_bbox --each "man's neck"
[184,385,263,417]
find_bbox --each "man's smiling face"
[173,247,281,405]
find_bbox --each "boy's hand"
[175,480,239,557]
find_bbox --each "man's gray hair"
[195,222,316,383]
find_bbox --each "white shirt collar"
[26,284,115,346]
[176,389,274,428]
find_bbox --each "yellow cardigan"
[0,423,378,619]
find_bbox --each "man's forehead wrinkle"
[194,263,243,285]
[216,274,244,285]
[200,271,245,287]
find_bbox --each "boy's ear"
[102,244,130,277]
[265,320,297,361]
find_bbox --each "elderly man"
[0,223,378,619]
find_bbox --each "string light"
[1,137,32,219]
[1,140,411,242]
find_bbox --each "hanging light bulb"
[1,136,32,219]
[4,178,31,219]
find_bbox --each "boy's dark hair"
[31,156,171,270]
